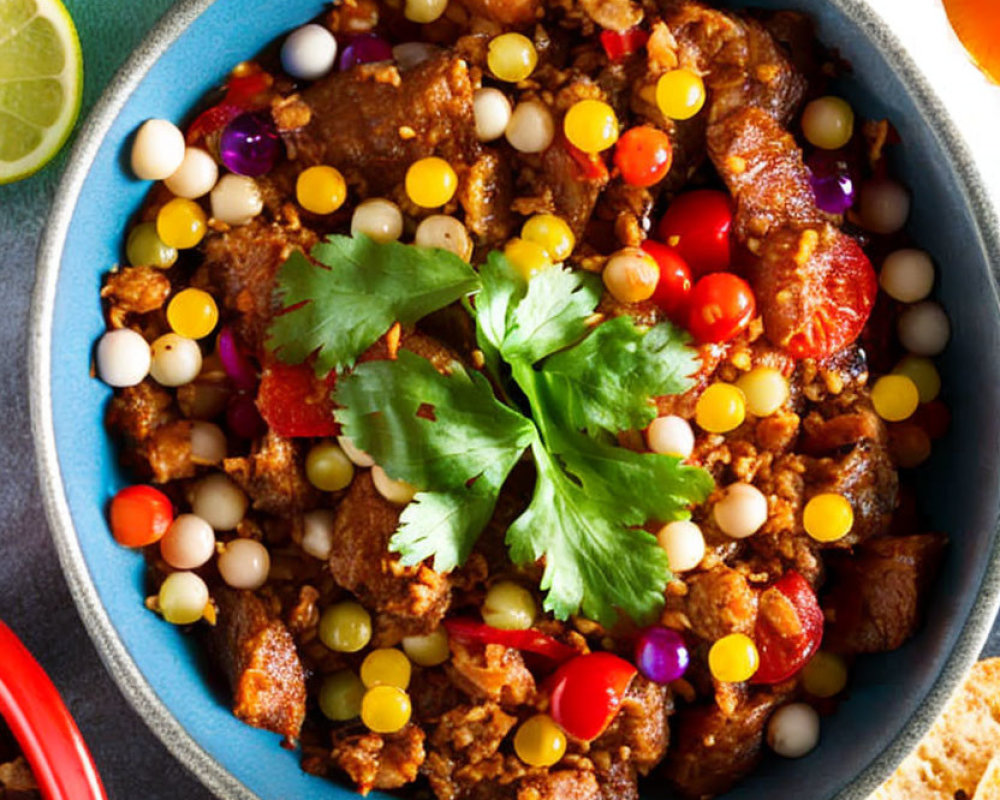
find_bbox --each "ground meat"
[576,0,643,32]
[453,0,540,26]
[824,533,947,654]
[0,756,38,796]
[194,219,317,353]
[800,407,883,454]
[447,640,536,706]
[101,265,171,324]
[680,566,759,641]
[593,676,672,773]
[224,430,322,515]
[424,702,518,800]
[662,691,780,799]
[205,588,307,741]
[328,471,451,640]
[517,770,602,800]
[297,55,480,197]
[106,380,174,444]
[143,419,196,483]
[329,725,426,793]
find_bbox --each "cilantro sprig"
[268,235,713,626]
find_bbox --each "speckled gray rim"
[27,1,1000,798]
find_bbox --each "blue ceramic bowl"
[30,1,1000,798]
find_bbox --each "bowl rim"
[27,1,1000,799]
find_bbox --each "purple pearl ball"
[219,112,282,177]
[807,150,856,215]
[634,627,689,684]
[339,33,394,70]
[227,394,267,439]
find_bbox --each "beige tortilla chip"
[973,754,1000,800]
[872,658,1000,800]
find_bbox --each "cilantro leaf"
[474,252,526,371]
[507,441,672,626]
[268,235,480,374]
[539,316,701,436]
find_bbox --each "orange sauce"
[943,0,1000,83]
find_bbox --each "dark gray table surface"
[1,1,998,799]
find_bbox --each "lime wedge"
[0,0,83,184]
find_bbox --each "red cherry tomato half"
[757,227,877,360]
[549,652,637,741]
[752,570,823,685]
[641,240,692,320]
[614,126,674,188]
[109,486,173,548]
[656,189,734,277]
[256,361,340,438]
[687,272,756,344]
[599,26,650,62]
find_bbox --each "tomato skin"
[752,570,823,685]
[614,126,673,188]
[656,190,734,277]
[549,652,637,741]
[109,485,173,548]
[687,272,756,344]
[256,361,339,438]
[641,240,693,320]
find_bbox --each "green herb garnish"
[268,235,713,626]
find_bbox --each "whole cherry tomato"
[752,570,824,685]
[256,361,339,438]
[614,126,673,188]
[548,652,637,741]
[641,240,692,320]
[109,485,173,548]
[656,189,734,276]
[687,272,756,344]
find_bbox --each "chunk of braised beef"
[223,430,322,515]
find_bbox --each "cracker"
[872,658,1000,800]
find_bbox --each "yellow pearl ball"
[708,633,759,683]
[871,374,920,422]
[361,685,412,734]
[296,165,347,215]
[482,580,536,631]
[360,648,412,690]
[801,96,855,150]
[803,493,854,543]
[735,367,789,417]
[514,715,567,768]
[564,99,619,154]
[656,69,706,121]
[802,652,848,699]
[695,383,746,433]
[318,670,365,721]
[487,33,537,83]
[892,356,941,403]
[305,440,355,492]
[156,198,207,249]
[405,156,459,209]
[167,288,219,340]
[504,238,553,281]
[402,627,451,667]
[319,601,372,653]
[521,214,575,262]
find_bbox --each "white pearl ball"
[713,482,769,539]
[164,147,219,199]
[281,24,338,81]
[898,301,950,356]
[393,42,440,71]
[190,473,248,531]
[859,178,910,235]
[149,333,203,387]
[656,520,705,573]
[351,199,404,243]
[131,119,186,181]
[301,509,336,560]
[415,215,473,261]
[506,101,555,154]
[218,538,271,590]
[646,415,695,458]
[473,88,513,142]
[160,514,216,570]
[880,248,935,303]
[190,421,227,464]
[96,328,151,387]
[337,436,375,468]
[768,703,821,758]
[372,465,417,505]
[210,174,263,227]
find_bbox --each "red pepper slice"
[185,66,273,144]
[443,618,578,663]
[256,361,340,438]
[752,570,824,685]
[565,141,610,182]
[548,652,637,741]
[599,27,650,62]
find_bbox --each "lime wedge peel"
[0,0,83,185]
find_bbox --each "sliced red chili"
[752,570,823,685]
[443,618,578,663]
[599,27,650,62]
